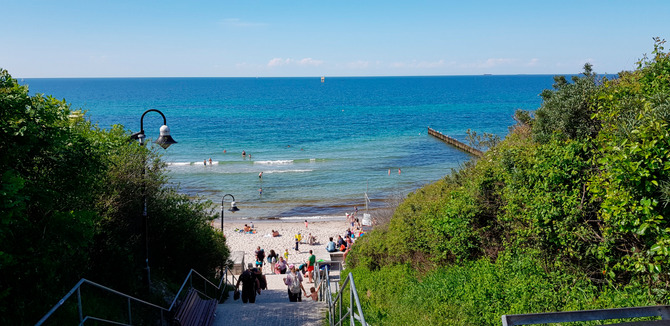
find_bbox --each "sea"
[23,75,555,220]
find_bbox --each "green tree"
[0,69,228,324]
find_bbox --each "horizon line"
[17,72,600,79]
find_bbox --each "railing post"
[350,285,354,325]
[127,297,132,324]
[77,287,83,323]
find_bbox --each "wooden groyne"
[428,127,483,157]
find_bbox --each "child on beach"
[305,219,308,229]
[284,249,289,262]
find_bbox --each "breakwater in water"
[427,127,483,157]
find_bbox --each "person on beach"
[304,219,308,229]
[275,256,288,274]
[283,264,306,302]
[243,224,251,233]
[242,150,246,156]
[208,158,212,165]
[259,171,263,178]
[272,230,280,237]
[267,249,278,273]
[305,283,322,301]
[255,246,265,273]
[337,235,346,250]
[307,249,316,283]
[294,233,301,251]
[203,159,207,166]
[284,249,289,262]
[236,263,261,303]
[326,237,337,252]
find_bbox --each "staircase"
[213,274,327,326]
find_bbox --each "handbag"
[233,289,240,300]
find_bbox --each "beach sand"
[222,219,353,274]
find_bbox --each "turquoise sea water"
[24,76,554,220]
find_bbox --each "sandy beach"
[222,218,354,274]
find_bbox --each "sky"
[2,0,669,78]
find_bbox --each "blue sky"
[2,0,669,78]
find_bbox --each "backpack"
[288,273,301,294]
[240,270,256,290]
[258,274,267,290]
[257,249,265,261]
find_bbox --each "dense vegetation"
[347,39,670,325]
[0,69,228,325]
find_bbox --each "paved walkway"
[212,274,330,326]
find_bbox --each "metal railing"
[315,262,368,326]
[216,266,238,303]
[501,305,670,325]
[36,267,231,326]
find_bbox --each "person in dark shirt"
[236,263,260,303]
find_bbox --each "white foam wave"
[168,162,193,166]
[264,169,313,174]
[168,161,222,166]
[254,160,294,165]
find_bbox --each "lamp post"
[221,194,240,233]
[130,109,177,288]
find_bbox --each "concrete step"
[214,273,330,325]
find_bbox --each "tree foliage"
[0,69,228,324]
[346,39,670,324]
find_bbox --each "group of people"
[235,247,320,303]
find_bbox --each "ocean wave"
[167,161,220,166]
[264,169,313,174]
[254,160,294,165]
[294,158,328,163]
[168,162,194,166]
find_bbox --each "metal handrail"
[36,267,232,326]
[502,305,670,325]
[216,265,238,302]
[315,262,368,326]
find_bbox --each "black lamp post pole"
[220,194,238,233]
[132,109,177,289]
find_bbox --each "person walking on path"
[235,263,260,303]
[307,249,316,283]
[267,249,278,274]
[283,264,306,302]
[305,283,322,301]
[254,246,265,273]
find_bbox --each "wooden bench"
[173,288,217,326]
[230,251,245,275]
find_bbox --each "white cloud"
[267,57,324,67]
[268,58,290,67]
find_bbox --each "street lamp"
[221,194,240,233]
[130,109,177,287]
